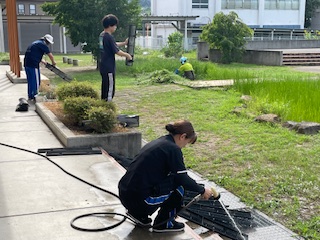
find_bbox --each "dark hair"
[165,120,197,144]
[102,14,119,28]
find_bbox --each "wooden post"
[6,0,20,77]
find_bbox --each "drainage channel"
[111,154,302,240]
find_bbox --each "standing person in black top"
[118,120,213,233]
[99,14,132,101]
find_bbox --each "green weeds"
[0,52,9,62]
[45,52,320,238]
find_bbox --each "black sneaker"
[126,212,152,227]
[153,220,185,233]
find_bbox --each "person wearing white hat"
[23,34,56,101]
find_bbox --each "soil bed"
[43,101,127,135]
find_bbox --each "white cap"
[43,34,54,44]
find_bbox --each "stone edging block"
[35,102,142,158]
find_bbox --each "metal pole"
[184,19,188,50]
[63,27,67,54]
[142,22,146,48]
[0,3,5,52]
[219,199,246,240]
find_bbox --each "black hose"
[0,142,200,232]
[0,142,132,231]
[70,212,127,232]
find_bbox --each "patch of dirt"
[43,101,89,135]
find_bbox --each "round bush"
[63,97,96,124]
[86,106,117,133]
[63,97,117,127]
[56,81,99,101]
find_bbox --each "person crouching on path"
[118,120,213,232]
[99,14,132,101]
[24,34,56,101]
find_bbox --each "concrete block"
[72,59,79,66]
[35,102,142,158]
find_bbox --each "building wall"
[151,0,305,28]
[150,0,306,49]
[2,21,81,53]
[1,0,81,53]
[311,9,320,29]
[151,0,184,16]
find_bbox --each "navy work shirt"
[99,32,119,74]
[24,39,50,68]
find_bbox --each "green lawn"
[45,52,320,239]
[0,52,9,62]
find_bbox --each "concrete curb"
[36,102,142,158]
[6,70,49,84]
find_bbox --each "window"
[222,0,258,9]
[265,0,299,10]
[192,37,199,45]
[29,4,36,15]
[18,4,25,14]
[291,0,299,9]
[192,0,209,9]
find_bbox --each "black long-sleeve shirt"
[118,135,204,199]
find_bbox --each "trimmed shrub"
[63,97,117,131]
[56,81,99,101]
[86,107,116,133]
[63,97,96,124]
[91,99,117,112]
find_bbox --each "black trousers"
[153,187,184,225]
[119,176,184,220]
[184,70,195,80]
[100,72,115,101]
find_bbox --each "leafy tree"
[161,31,184,58]
[42,0,141,57]
[305,0,320,28]
[200,11,253,64]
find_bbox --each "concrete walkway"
[0,65,301,240]
[0,65,222,240]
